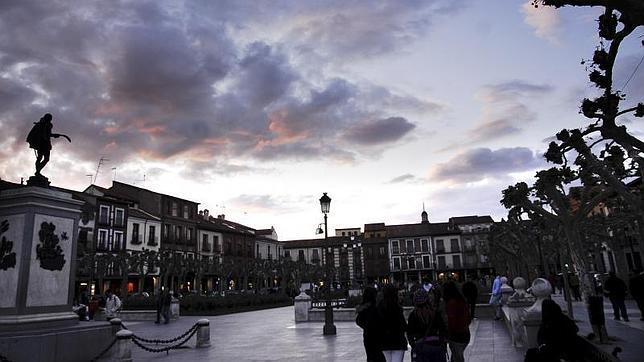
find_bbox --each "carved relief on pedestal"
[0,219,17,270]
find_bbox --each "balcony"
[464,244,476,252]
[202,241,211,252]
[435,247,446,254]
[451,246,461,253]
[213,245,222,254]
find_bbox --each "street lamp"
[319,192,336,336]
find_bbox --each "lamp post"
[319,192,336,336]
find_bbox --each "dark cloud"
[387,174,417,184]
[0,0,446,183]
[428,147,545,184]
[343,117,416,145]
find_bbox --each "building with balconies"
[449,215,495,279]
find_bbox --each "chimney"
[218,214,225,220]
[203,209,209,219]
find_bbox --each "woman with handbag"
[377,284,408,362]
[407,289,447,362]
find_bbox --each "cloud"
[387,174,417,184]
[521,1,562,45]
[342,117,416,146]
[428,147,545,184]
[0,0,447,180]
[465,80,553,143]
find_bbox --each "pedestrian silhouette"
[356,287,385,362]
[376,284,407,362]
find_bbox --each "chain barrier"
[130,326,199,355]
[120,321,199,345]
[89,337,118,362]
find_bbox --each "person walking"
[376,284,407,362]
[462,278,478,319]
[161,290,172,324]
[407,289,447,362]
[443,282,471,362]
[569,273,581,302]
[629,269,644,321]
[604,271,629,321]
[490,275,502,320]
[357,287,386,362]
[155,290,163,324]
[104,290,122,321]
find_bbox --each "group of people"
[155,289,174,324]
[72,289,122,321]
[356,278,475,362]
[605,270,644,322]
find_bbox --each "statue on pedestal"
[25,113,71,186]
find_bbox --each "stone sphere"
[530,278,552,298]
[513,277,527,290]
[501,276,509,284]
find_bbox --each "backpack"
[26,122,43,149]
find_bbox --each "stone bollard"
[500,276,514,306]
[524,278,552,348]
[506,277,534,347]
[196,319,211,348]
[110,318,123,335]
[294,291,311,322]
[110,329,133,362]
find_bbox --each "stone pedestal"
[294,291,311,322]
[0,186,82,330]
[524,278,553,348]
[0,186,113,362]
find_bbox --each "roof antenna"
[93,156,109,184]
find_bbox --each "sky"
[1,0,643,240]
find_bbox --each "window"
[406,240,414,253]
[414,239,421,253]
[626,252,643,271]
[298,250,305,262]
[187,227,193,241]
[407,257,415,270]
[453,255,461,269]
[437,256,447,269]
[391,240,399,254]
[436,239,445,253]
[379,247,386,256]
[98,229,107,249]
[114,208,124,227]
[183,205,189,219]
[376,233,381,237]
[423,255,431,268]
[421,239,429,252]
[114,231,123,251]
[342,231,346,236]
[285,250,291,260]
[203,234,210,252]
[131,223,140,244]
[213,236,220,252]
[163,224,169,239]
[366,247,373,257]
[176,226,182,241]
[171,202,178,217]
[400,240,406,253]
[393,257,401,270]
[256,244,260,258]
[312,249,320,264]
[99,205,109,225]
[268,245,272,260]
[450,238,460,252]
[148,225,156,245]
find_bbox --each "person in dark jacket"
[531,299,582,362]
[443,281,470,362]
[407,289,447,362]
[462,278,478,319]
[357,287,385,362]
[629,270,644,321]
[604,271,629,321]
[377,284,408,362]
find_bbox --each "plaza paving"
[111,306,523,362]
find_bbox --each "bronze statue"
[25,113,71,185]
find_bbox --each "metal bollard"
[110,330,133,362]
[196,319,211,348]
[110,318,123,335]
